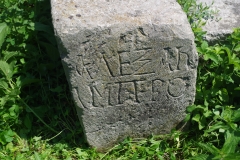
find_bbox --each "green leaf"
[203,51,220,64]
[184,113,191,122]
[192,114,206,130]
[221,130,239,154]
[9,105,19,117]
[0,60,14,80]
[203,110,212,118]
[198,143,219,155]
[234,44,240,52]
[186,105,197,112]
[214,46,224,54]
[201,41,208,51]
[34,22,52,34]
[34,152,41,160]
[16,76,40,88]
[76,148,89,159]
[18,26,26,34]
[6,38,15,46]
[4,135,14,143]
[205,121,229,133]
[223,74,234,84]
[33,136,42,142]
[218,88,229,102]
[24,114,32,130]
[2,51,19,62]
[0,130,15,145]
[0,80,8,90]
[221,107,233,123]
[221,153,240,160]
[20,58,25,64]
[213,109,220,116]
[187,105,205,113]
[8,87,21,97]
[189,154,211,160]
[15,154,26,160]
[50,86,63,93]
[29,11,34,19]
[234,87,240,90]
[223,47,239,66]
[232,109,240,122]
[0,23,9,49]
[0,95,9,107]
[192,114,200,122]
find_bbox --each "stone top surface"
[196,0,240,41]
[51,0,193,37]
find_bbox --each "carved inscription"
[162,47,189,72]
[119,50,154,75]
[89,78,186,106]
[119,82,136,104]
[152,80,164,101]
[168,78,186,97]
[136,81,152,102]
[81,30,193,107]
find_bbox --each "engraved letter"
[108,83,120,105]
[119,82,136,104]
[136,81,152,102]
[152,80,165,101]
[168,78,185,97]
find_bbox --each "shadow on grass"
[15,0,89,150]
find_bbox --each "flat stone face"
[197,0,240,41]
[51,0,198,151]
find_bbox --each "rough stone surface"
[51,0,198,151]
[196,0,240,42]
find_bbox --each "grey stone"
[51,0,198,151]
[196,0,240,42]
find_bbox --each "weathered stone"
[196,0,240,42]
[51,0,198,151]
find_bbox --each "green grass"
[0,0,240,159]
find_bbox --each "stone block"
[51,0,198,151]
[196,0,240,42]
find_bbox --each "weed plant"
[0,0,84,158]
[0,0,240,159]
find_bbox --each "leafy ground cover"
[0,0,240,159]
